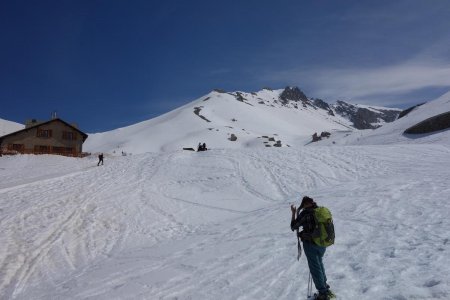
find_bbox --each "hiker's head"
[300,196,315,209]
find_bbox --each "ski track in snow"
[0,145,449,299]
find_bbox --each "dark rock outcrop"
[193,107,211,123]
[352,108,380,130]
[311,131,331,142]
[279,86,308,104]
[313,98,330,110]
[235,92,245,102]
[312,98,335,115]
[398,103,425,119]
[376,109,399,123]
[333,100,400,130]
[312,133,321,142]
[404,111,450,134]
[321,131,331,138]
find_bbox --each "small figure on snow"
[291,196,336,300]
[197,142,208,152]
[97,153,104,166]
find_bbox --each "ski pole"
[296,206,302,260]
[307,272,313,298]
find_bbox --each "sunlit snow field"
[1,145,449,299]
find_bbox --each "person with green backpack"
[291,196,336,300]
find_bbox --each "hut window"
[53,146,73,153]
[37,129,52,138]
[62,131,77,140]
[34,145,50,153]
[52,146,64,153]
[10,144,24,151]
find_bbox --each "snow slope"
[1,145,449,299]
[0,118,24,136]
[84,89,354,154]
[317,91,450,146]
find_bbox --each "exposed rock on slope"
[332,100,400,129]
[404,111,450,134]
[279,86,308,104]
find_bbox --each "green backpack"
[312,207,335,247]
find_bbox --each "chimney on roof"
[25,119,40,128]
[51,111,57,119]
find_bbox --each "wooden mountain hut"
[0,118,88,157]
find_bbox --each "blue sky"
[1,0,450,132]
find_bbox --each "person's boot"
[314,293,329,300]
[313,284,334,299]
[326,290,336,299]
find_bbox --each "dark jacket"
[291,204,318,242]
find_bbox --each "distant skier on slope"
[97,153,104,166]
[291,196,336,300]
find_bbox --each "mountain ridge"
[312,90,450,146]
[0,86,404,153]
[84,86,401,153]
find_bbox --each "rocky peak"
[279,86,308,104]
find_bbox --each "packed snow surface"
[1,145,450,299]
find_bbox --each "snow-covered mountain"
[2,90,450,300]
[85,87,400,154]
[314,90,450,146]
[0,118,24,136]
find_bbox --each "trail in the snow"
[0,155,159,299]
[1,145,449,299]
